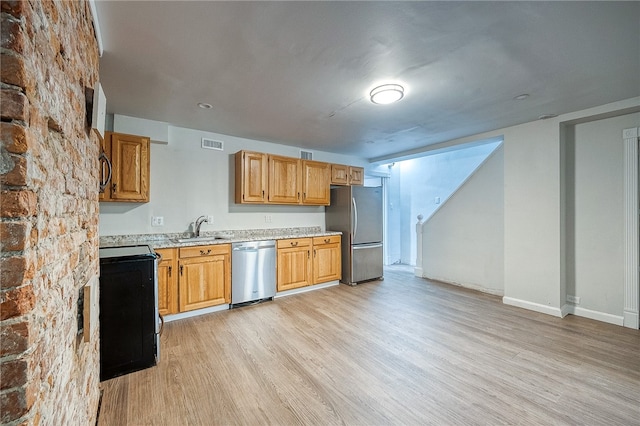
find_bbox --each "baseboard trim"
[564,305,624,326]
[274,281,339,298]
[502,297,563,317]
[424,275,504,296]
[164,304,230,323]
[623,310,639,329]
[414,267,423,277]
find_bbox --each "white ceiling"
[94,1,640,161]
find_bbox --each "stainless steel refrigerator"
[325,186,383,285]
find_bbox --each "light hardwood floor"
[98,268,640,425]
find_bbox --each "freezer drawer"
[348,243,383,284]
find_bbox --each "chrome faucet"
[194,215,208,237]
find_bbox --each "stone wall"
[1,1,100,424]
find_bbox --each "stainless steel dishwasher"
[231,240,276,307]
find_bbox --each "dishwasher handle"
[232,241,276,251]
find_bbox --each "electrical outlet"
[151,216,164,227]
[207,215,214,224]
[264,215,272,223]
[566,295,581,305]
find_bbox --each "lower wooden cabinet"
[178,244,231,312]
[277,235,342,291]
[312,236,342,284]
[157,245,231,315]
[276,238,312,292]
[156,248,178,316]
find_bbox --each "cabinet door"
[156,248,178,315]
[331,164,349,185]
[301,160,330,205]
[235,151,267,203]
[110,132,150,202]
[277,239,312,291]
[312,236,342,284]
[268,155,300,204]
[349,166,364,186]
[178,250,230,312]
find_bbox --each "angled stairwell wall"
[420,145,504,295]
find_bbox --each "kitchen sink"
[174,233,234,243]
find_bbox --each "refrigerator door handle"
[352,243,383,250]
[352,197,358,241]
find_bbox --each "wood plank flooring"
[98,268,640,425]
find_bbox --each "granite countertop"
[99,226,342,249]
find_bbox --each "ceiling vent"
[300,150,313,160]
[202,138,223,151]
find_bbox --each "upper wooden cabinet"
[100,131,150,202]
[331,164,364,186]
[301,160,330,205]
[235,150,362,204]
[268,155,301,204]
[348,166,364,186]
[235,151,267,203]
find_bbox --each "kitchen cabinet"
[156,248,178,316]
[178,244,231,312]
[100,131,150,202]
[331,164,364,186]
[348,166,364,186]
[312,236,342,284]
[277,238,312,291]
[301,160,331,205]
[235,150,267,203]
[235,150,361,205]
[268,155,301,204]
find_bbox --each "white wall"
[397,142,501,265]
[566,113,640,317]
[99,117,367,236]
[408,96,639,323]
[422,145,504,294]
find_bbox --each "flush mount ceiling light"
[370,84,404,105]
[514,93,530,101]
[197,102,213,109]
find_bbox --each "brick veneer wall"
[1,1,101,424]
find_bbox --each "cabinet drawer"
[313,235,341,246]
[155,248,175,261]
[179,244,230,259]
[277,238,312,249]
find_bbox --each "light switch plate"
[152,216,164,226]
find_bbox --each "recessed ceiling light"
[197,102,213,109]
[538,113,558,120]
[370,84,405,105]
[514,94,529,101]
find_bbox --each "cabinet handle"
[324,238,330,243]
[200,249,211,255]
[307,250,310,259]
[98,152,112,193]
[313,249,316,257]
[297,192,300,200]
[290,241,298,247]
[112,183,117,193]
[180,265,183,276]
[262,190,265,198]
[168,266,172,277]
